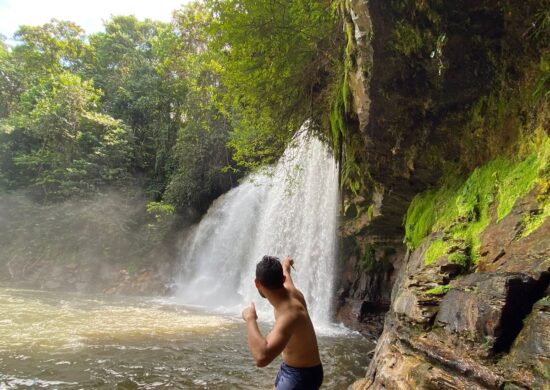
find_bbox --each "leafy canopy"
[206,0,338,170]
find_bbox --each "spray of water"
[175,122,340,328]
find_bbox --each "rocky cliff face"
[336,0,549,387]
[337,0,518,334]
[354,193,549,389]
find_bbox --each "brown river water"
[0,287,373,389]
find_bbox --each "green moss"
[405,130,550,263]
[329,99,344,159]
[392,21,423,57]
[367,204,374,220]
[521,133,550,236]
[424,239,450,265]
[448,252,469,268]
[426,284,450,295]
[523,207,549,237]
[532,52,550,102]
[339,0,355,116]
[330,84,367,198]
[496,154,542,221]
[404,189,440,249]
[355,242,393,274]
[521,180,550,237]
[328,0,354,163]
[423,239,469,267]
[357,242,376,272]
[329,2,373,198]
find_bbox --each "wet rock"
[101,267,170,296]
[2,258,174,297]
[348,0,373,128]
[336,238,404,337]
[505,298,550,388]
[356,182,549,387]
[362,326,491,390]
[479,191,550,277]
[391,239,466,324]
[362,206,549,389]
[511,298,550,359]
[435,273,541,350]
[349,378,370,390]
[342,0,550,387]
[336,301,385,337]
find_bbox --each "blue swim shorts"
[274,362,324,390]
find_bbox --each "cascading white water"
[175,122,340,328]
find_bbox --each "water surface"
[0,287,373,389]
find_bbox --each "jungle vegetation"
[0,0,341,215]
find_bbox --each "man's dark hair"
[256,255,284,290]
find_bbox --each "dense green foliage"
[1,1,343,267]
[0,18,190,203]
[0,72,130,200]
[86,17,181,195]
[0,1,342,213]
[425,284,450,295]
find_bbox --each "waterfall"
[175,122,340,328]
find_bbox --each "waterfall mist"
[175,123,340,328]
[0,190,181,291]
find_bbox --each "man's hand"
[282,256,294,272]
[242,302,258,322]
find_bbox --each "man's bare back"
[242,256,323,389]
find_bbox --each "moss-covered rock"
[405,129,550,265]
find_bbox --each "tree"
[11,20,89,78]
[163,2,239,212]
[0,72,131,200]
[0,1,340,211]
[164,112,235,213]
[86,16,187,197]
[0,37,21,119]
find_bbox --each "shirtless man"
[241,255,323,389]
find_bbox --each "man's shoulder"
[287,287,307,308]
[273,305,301,331]
[278,297,306,318]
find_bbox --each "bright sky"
[0,0,191,40]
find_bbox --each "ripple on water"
[0,375,79,388]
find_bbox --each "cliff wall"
[335,0,549,387]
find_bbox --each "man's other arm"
[242,303,295,367]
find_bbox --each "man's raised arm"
[282,256,296,290]
[282,256,307,307]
